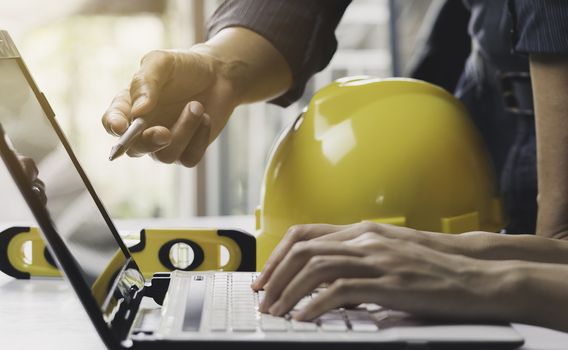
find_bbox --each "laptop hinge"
[143,272,171,306]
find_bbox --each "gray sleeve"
[510,0,568,54]
[207,0,351,107]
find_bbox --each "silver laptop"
[0,30,524,349]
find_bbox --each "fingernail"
[152,132,169,146]
[110,123,126,136]
[109,114,127,135]
[189,101,204,116]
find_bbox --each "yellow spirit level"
[0,226,255,279]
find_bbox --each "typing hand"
[102,48,239,167]
[257,230,511,323]
[252,222,432,291]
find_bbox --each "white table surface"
[1,215,568,350]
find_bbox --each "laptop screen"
[0,57,142,313]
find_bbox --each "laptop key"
[182,276,206,332]
[232,274,254,282]
[232,323,257,332]
[260,314,288,331]
[291,320,318,332]
[350,321,378,332]
[346,309,378,332]
[320,310,348,332]
[210,320,228,331]
[320,319,348,332]
[261,323,287,331]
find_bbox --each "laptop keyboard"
[207,272,379,333]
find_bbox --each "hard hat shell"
[255,77,503,270]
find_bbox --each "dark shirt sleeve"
[207,0,351,107]
[510,0,568,54]
[409,0,470,93]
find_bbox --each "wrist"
[411,230,467,255]
[484,261,533,323]
[451,231,504,258]
[199,27,292,105]
[190,42,246,106]
[505,262,568,330]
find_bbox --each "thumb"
[129,50,175,118]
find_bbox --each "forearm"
[530,55,568,239]
[418,230,568,264]
[195,27,292,105]
[500,261,568,332]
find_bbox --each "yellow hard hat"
[255,77,503,270]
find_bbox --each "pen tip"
[109,145,124,161]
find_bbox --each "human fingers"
[178,113,211,168]
[125,126,172,157]
[361,221,429,242]
[32,178,47,205]
[17,155,39,181]
[317,221,420,244]
[347,230,391,245]
[345,231,410,257]
[268,256,381,316]
[102,89,132,136]
[152,101,204,164]
[32,177,45,192]
[311,222,381,243]
[252,223,349,290]
[295,278,381,321]
[129,50,175,118]
[298,272,494,322]
[17,155,47,204]
[259,241,364,313]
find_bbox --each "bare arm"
[405,56,568,258]
[197,27,293,104]
[509,261,568,332]
[254,227,568,333]
[530,55,568,239]
[529,55,568,239]
[252,222,568,292]
[427,230,568,263]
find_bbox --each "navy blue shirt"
[512,0,568,54]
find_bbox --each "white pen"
[108,118,147,161]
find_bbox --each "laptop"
[0,30,524,349]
